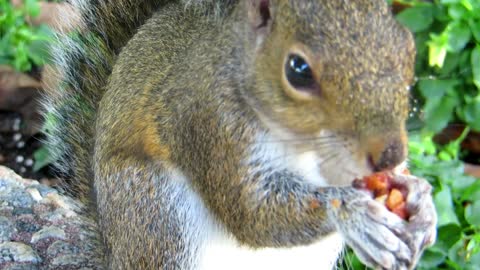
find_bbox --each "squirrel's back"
[43,0,235,201]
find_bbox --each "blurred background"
[0,0,479,269]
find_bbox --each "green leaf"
[465,200,480,226]
[339,249,365,269]
[467,235,480,260]
[470,19,480,42]
[428,33,449,67]
[418,248,447,268]
[439,52,461,75]
[460,97,480,131]
[408,134,438,156]
[448,238,480,269]
[460,0,474,10]
[423,95,459,133]
[438,224,463,249]
[466,252,480,270]
[17,27,34,40]
[24,0,40,17]
[448,3,470,19]
[447,22,472,52]
[396,5,434,33]
[434,2,451,22]
[418,79,459,99]
[33,147,55,172]
[448,239,468,268]
[438,151,452,160]
[434,186,460,226]
[27,39,50,66]
[472,45,480,90]
[449,170,480,201]
[414,31,431,61]
[440,0,460,4]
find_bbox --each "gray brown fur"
[43,0,235,199]
[44,0,437,269]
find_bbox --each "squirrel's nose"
[366,137,406,172]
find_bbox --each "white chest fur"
[177,130,346,270]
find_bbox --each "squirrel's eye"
[285,54,315,88]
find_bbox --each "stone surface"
[31,226,66,244]
[0,166,103,269]
[4,263,40,270]
[0,242,41,264]
[0,217,16,241]
[46,241,78,258]
[50,255,89,267]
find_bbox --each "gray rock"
[0,166,103,269]
[41,209,68,223]
[0,242,41,264]
[0,205,14,217]
[31,226,66,244]
[15,218,40,234]
[12,208,34,216]
[50,254,89,267]
[4,263,40,270]
[47,240,79,257]
[29,184,57,198]
[0,189,34,209]
[0,217,16,241]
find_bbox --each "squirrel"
[43,0,437,269]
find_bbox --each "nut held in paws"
[355,171,410,220]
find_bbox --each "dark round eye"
[285,54,315,88]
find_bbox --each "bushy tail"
[43,0,233,202]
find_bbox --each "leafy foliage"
[395,0,480,133]
[1,0,56,172]
[342,1,480,269]
[399,0,480,267]
[0,0,53,71]
[410,131,480,270]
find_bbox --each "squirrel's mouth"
[287,148,368,187]
[316,154,370,187]
[285,140,368,187]
[313,150,408,187]
[306,129,408,187]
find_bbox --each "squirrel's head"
[240,0,415,184]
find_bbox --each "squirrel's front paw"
[390,174,437,267]
[330,185,436,270]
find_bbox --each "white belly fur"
[181,178,345,270]
[199,230,344,270]
[183,179,344,270]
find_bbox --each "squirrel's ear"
[246,0,273,47]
